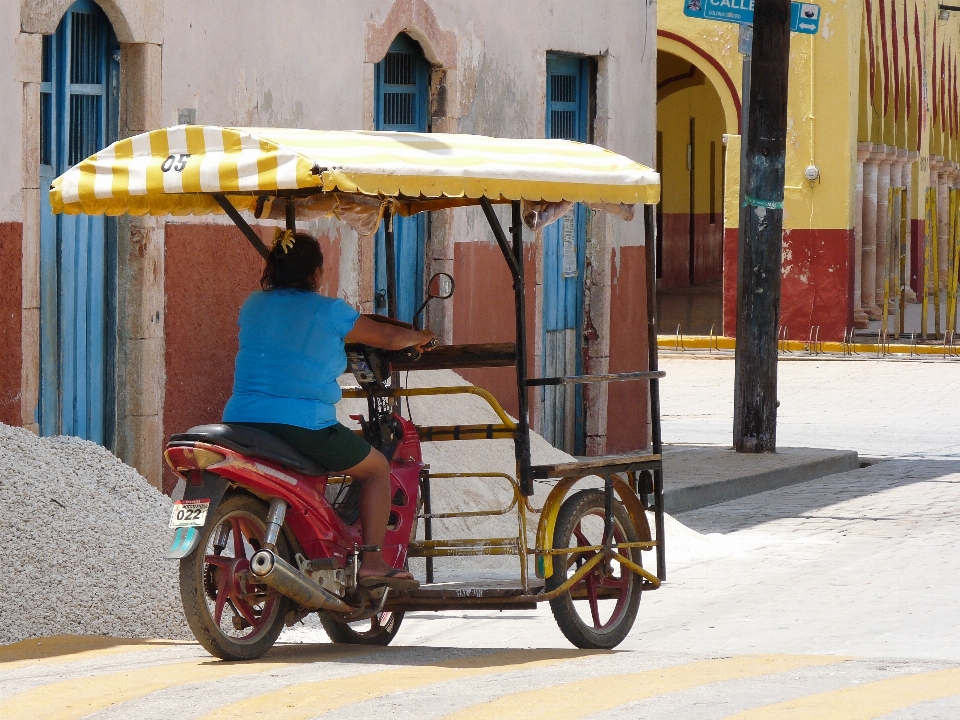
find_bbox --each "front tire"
[546,489,642,649]
[179,494,290,660]
[319,611,404,646]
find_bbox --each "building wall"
[607,243,649,454]
[665,0,960,343]
[856,0,959,329]
[0,4,23,423]
[4,0,658,483]
[451,231,537,419]
[161,220,343,493]
[659,0,861,341]
[157,0,657,460]
[0,223,22,425]
[1,2,23,226]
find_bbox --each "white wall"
[160,1,369,129]
[1,4,25,223]
[157,0,658,300]
[159,1,656,160]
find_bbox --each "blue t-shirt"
[223,290,361,429]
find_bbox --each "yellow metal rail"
[341,385,517,429]
[340,384,660,595]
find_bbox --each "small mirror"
[427,272,455,300]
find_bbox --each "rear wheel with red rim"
[546,489,642,649]
[319,610,404,645]
[179,494,290,660]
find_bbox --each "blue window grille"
[374,34,429,322]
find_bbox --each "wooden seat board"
[531,452,662,478]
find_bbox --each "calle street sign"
[683,0,822,35]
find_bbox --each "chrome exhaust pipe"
[250,549,353,613]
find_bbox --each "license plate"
[169,499,210,528]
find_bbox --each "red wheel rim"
[204,513,281,641]
[567,511,632,631]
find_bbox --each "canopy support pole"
[285,198,297,232]
[644,204,666,581]
[479,198,522,279]
[511,200,533,497]
[213,194,270,260]
[384,207,398,320]
[479,197,533,496]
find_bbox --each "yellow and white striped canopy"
[50,126,660,218]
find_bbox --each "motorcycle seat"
[168,423,326,477]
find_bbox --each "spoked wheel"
[319,610,404,646]
[179,494,290,660]
[546,489,642,649]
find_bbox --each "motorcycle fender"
[164,472,229,560]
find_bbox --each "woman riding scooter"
[223,228,435,590]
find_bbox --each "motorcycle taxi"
[50,128,667,659]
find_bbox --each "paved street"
[3,356,960,718]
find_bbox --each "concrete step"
[661,444,860,513]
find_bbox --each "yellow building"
[657,0,960,341]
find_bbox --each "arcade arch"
[656,44,735,335]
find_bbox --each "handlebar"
[381,338,437,365]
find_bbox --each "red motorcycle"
[164,317,442,660]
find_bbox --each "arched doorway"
[656,49,727,336]
[38,0,119,444]
[373,33,430,322]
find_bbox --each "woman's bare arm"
[345,315,436,351]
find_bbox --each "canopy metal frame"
[215,190,666,582]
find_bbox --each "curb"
[658,335,960,357]
[663,450,861,513]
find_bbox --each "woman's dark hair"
[261,231,324,291]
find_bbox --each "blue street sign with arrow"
[683,0,821,35]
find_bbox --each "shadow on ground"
[675,458,960,533]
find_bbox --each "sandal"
[358,568,420,592]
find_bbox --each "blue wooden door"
[374,34,428,322]
[39,1,118,443]
[542,54,589,454]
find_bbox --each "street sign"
[790,1,821,34]
[683,0,821,35]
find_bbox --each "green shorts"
[233,421,372,473]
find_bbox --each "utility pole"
[733,0,792,452]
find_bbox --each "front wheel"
[546,489,642,649]
[319,611,404,645]
[179,494,291,660]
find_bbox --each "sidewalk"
[661,444,860,512]
[657,354,960,459]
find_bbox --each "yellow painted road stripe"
[2,644,366,720]
[657,334,956,357]
[722,667,960,719]
[199,648,595,720]
[0,635,190,672]
[441,655,848,720]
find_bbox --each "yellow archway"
[657,34,741,137]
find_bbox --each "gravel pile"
[0,423,189,644]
